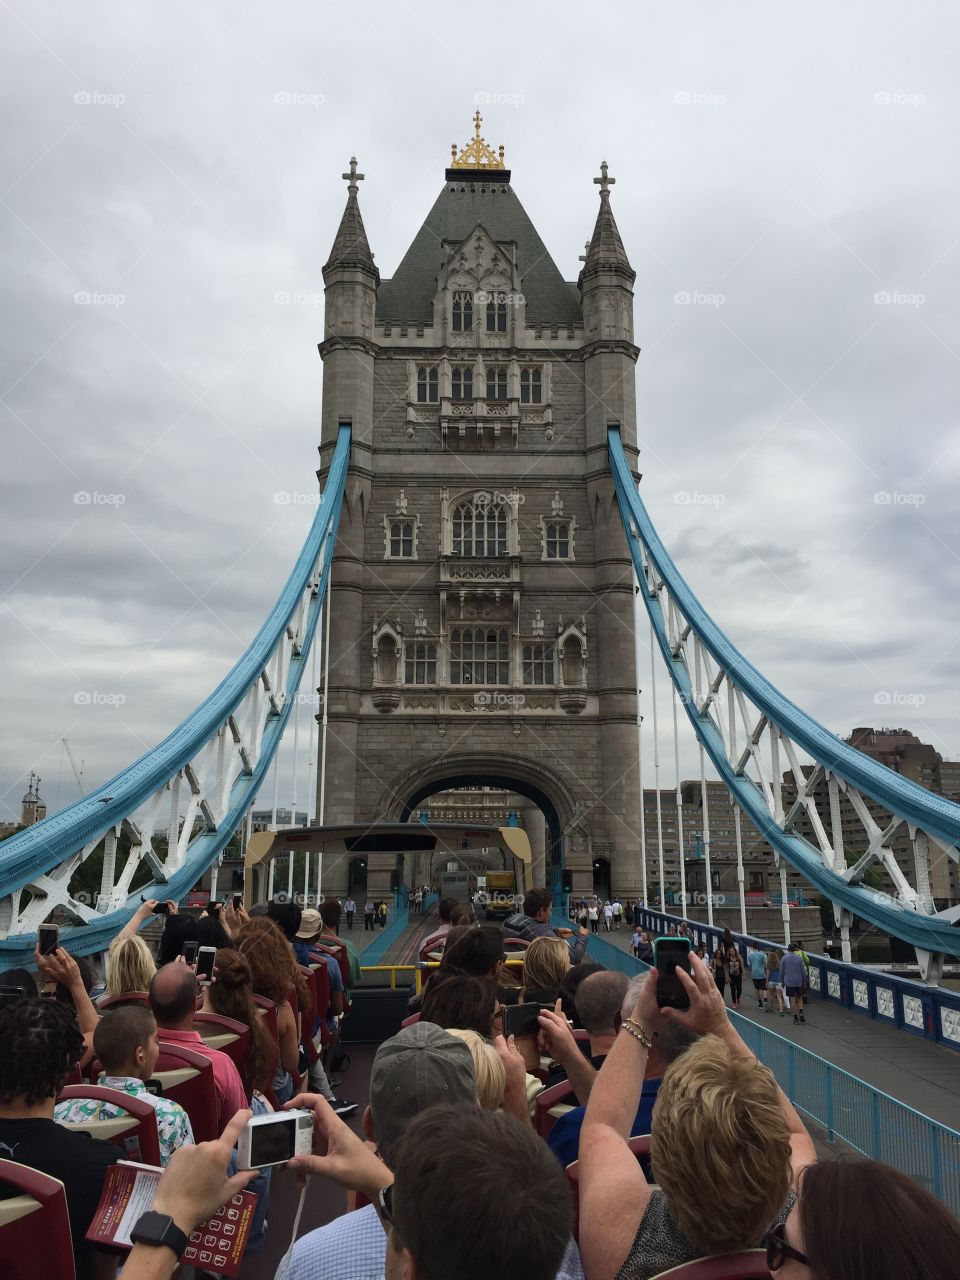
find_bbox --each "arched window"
[450,627,509,685]
[451,366,474,401]
[452,500,507,557]
[486,295,508,332]
[416,366,439,403]
[388,520,415,558]
[452,291,473,332]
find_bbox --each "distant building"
[20,772,47,827]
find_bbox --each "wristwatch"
[130,1210,190,1259]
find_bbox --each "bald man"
[149,962,247,1131]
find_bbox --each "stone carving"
[448,565,511,582]
[402,695,438,710]
[414,608,427,636]
[552,491,564,516]
[396,490,408,515]
[532,608,544,638]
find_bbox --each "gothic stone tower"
[316,116,642,900]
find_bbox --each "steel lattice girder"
[0,425,352,962]
[609,426,960,956]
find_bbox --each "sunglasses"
[765,1221,809,1271]
[379,1182,397,1230]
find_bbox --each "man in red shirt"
[148,963,247,1131]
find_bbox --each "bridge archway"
[384,752,581,896]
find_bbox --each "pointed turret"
[580,161,635,283]
[323,157,379,280]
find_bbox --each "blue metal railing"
[555,912,960,1214]
[608,426,960,955]
[0,425,352,960]
[360,906,410,965]
[634,905,960,1052]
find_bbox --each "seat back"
[566,1135,652,1241]
[192,1012,250,1088]
[534,1079,577,1138]
[98,990,150,1011]
[400,1012,421,1028]
[56,1084,162,1166]
[649,1251,769,1279]
[0,1160,75,1280]
[153,1041,219,1142]
[311,941,349,993]
[502,937,531,953]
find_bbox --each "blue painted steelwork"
[360,905,410,966]
[634,905,960,1052]
[555,914,960,1210]
[0,425,353,961]
[608,426,960,954]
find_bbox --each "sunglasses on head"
[765,1221,809,1271]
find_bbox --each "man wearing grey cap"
[281,1022,477,1279]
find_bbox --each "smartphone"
[0,986,26,1009]
[237,1110,313,1170]
[143,1079,165,1097]
[502,1002,546,1040]
[654,936,692,1010]
[233,895,242,910]
[196,945,217,981]
[204,901,222,916]
[38,923,60,956]
[182,940,199,966]
[152,902,169,916]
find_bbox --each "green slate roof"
[377,181,582,327]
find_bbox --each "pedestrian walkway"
[591,927,960,1130]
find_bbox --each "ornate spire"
[450,110,506,170]
[323,156,378,279]
[581,158,634,281]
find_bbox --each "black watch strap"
[130,1210,190,1259]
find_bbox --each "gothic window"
[416,365,439,403]
[450,626,509,685]
[389,519,415,558]
[522,643,555,685]
[404,642,437,685]
[485,365,508,401]
[452,500,507,557]
[451,366,474,401]
[452,291,473,332]
[520,367,543,404]
[749,872,764,892]
[544,520,571,559]
[485,294,508,332]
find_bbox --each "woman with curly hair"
[201,947,276,1098]
[235,918,311,1105]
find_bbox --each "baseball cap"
[296,908,323,939]
[370,1022,476,1158]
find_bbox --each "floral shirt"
[54,1074,194,1167]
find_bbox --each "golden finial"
[450,110,506,170]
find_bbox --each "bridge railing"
[562,919,960,1214]
[360,905,410,966]
[634,906,960,1052]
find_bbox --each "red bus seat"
[311,942,349,995]
[56,1084,162,1167]
[191,1013,250,1091]
[534,1079,577,1138]
[650,1251,769,1278]
[152,1041,219,1142]
[0,1160,75,1280]
[400,1012,421,1028]
[98,990,150,1011]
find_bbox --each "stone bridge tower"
[316,115,642,900]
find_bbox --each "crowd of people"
[0,884,957,1280]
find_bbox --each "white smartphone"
[237,1109,314,1170]
[196,945,217,981]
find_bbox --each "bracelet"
[621,1018,653,1049]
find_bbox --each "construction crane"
[62,738,85,796]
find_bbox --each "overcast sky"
[1,1,958,825]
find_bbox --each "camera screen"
[249,1118,297,1166]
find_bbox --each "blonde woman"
[445,1028,506,1110]
[521,935,571,998]
[103,935,156,1001]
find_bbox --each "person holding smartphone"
[578,953,816,1280]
